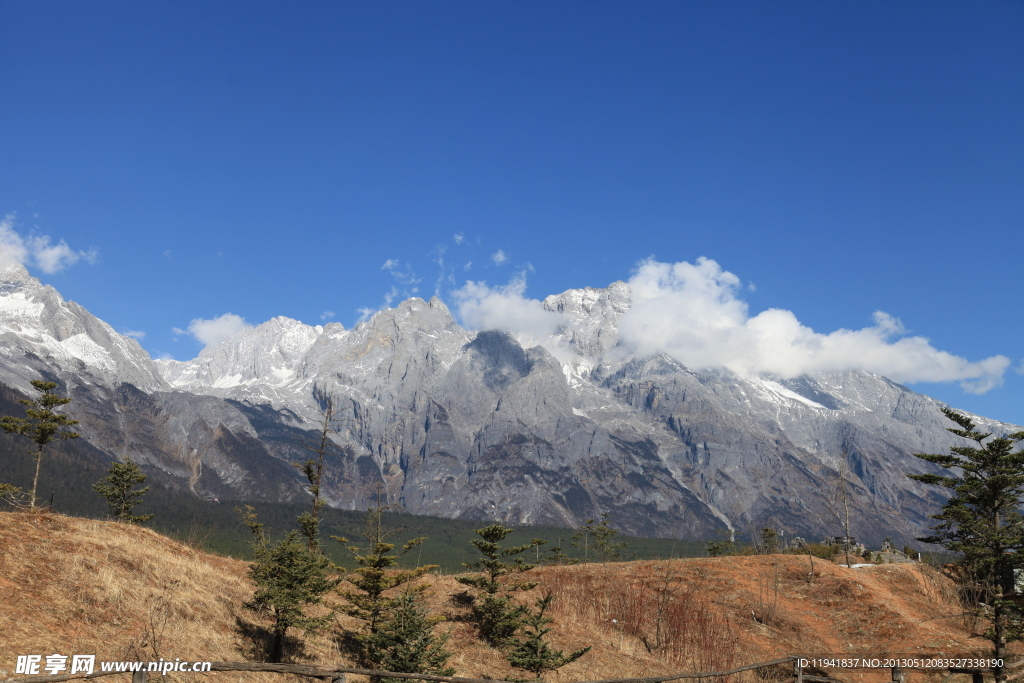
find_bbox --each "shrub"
[239,505,341,663]
[536,564,738,671]
[797,543,841,561]
[505,592,589,681]
[457,524,541,648]
[93,457,153,524]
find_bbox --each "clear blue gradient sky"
[1,2,1022,423]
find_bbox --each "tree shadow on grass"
[234,615,311,663]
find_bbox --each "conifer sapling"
[457,524,543,648]
[238,505,341,663]
[909,408,1024,682]
[93,457,154,524]
[506,592,589,681]
[1,380,79,510]
[340,506,451,680]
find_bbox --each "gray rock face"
[0,264,303,503]
[1,266,1018,544]
[157,316,322,393]
[544,282,630,357]
[0,263,167,394]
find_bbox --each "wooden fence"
[3,656,807,683]
[5,655,1020,683]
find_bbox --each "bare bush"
[536,564,739,676]
[752,570,780,627]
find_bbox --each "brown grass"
[0,511,337,683]
[0,512,1015,683]
[532,564,739,674]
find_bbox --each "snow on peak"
[544,281,632,358]
[0,265,167,392]
[754,378,828,410]
[0,262,37,285]
[158,316,322,391]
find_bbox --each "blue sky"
[1,2,1022,423]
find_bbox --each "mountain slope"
[2,265,1019,543]
[0,264,306,504]
[151,285,1017,543]
[0,263,166,394]
[0,511,994,682]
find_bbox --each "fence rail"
[6,655,1019,683]
[4,656,798,683]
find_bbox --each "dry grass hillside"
[0,511,1010,683]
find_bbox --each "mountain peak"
[0,261,168,393]
[0,261,38,286]
[5,271,1022,545]
[544,281,632,358]
[159,315,323,392]
[369,296,457,332]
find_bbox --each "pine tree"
[341,507,435,638]
[1,380,79,510]
[505,592,589,681]
[570,520,592,562]
[591,512,627,562]
[0,482,22,503]
[340,506,449,681]
[541,539,577,566]
[296,394,344,550]
[457,524,542,648]
[237,397,345,663]
[359,588,454,683]
[238,505,341,663]
[909,408,1024,682]
[572,513,626,563]
[757,527,779,555]
[93,457,154,524]
[705,529,735,557]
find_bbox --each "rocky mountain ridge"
[1,262,1018,544]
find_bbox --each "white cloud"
[382,259,421,286]
[320,310,336,321]
[355,286,403,324]
[491,249,508,265]
[464,261,473,270]
[29,235,98,273]
[0,215,28,271]
[431,245,457,298]
[0,214,96,274]
[452,273,563,339]
[121,329,146,340]
[453,233,464,245]
[616,257,1010,394]
[180,313,251,347]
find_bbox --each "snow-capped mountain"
[0,263,167,394]
[156,316,323,401]
[2,263,1018,544]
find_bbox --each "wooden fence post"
[891,667,904,683]
[793,659,803,683]
[132,671,147,683]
